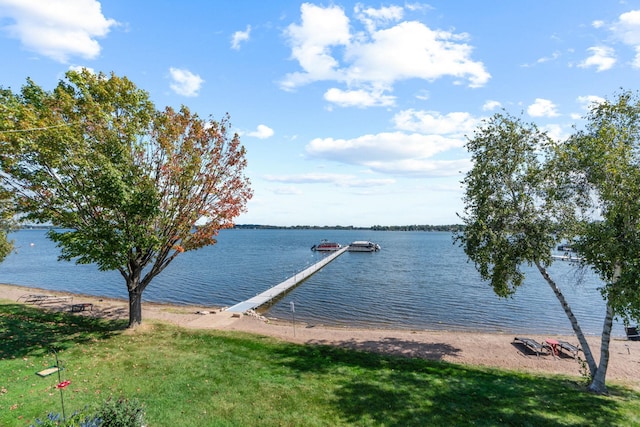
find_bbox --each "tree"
[0,89,21,261]
[559,90,640,392]
[0,188,15,261]
[456,111,617,394]
[0,70,252,327]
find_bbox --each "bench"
[513,337,548,357]
[557,340,581,358]
[626,326,640,341]
[71,303,93,312]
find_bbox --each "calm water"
[0,229,623,336]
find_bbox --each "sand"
[2,283,639,389]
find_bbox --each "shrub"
[30,410,101,427]
[30,398,144,427]
[93,397,145,427]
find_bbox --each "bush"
[29,398,144,427]
[93,397,145,427]
[30,410,100,427]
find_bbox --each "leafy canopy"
[562,90,640,323]
[0,70,252,325]
[458,113,562,297]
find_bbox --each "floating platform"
[226,246,348,313]
[551,254,582,262]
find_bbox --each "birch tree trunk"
[535,261,597,376]
[588,303,614,394]
[587,263,620,394]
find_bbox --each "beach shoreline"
[2,282,639,389]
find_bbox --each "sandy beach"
[2,283,639,389]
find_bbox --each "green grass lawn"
[1,301,639,427]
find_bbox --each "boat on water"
[347,241,381,252]
[557,244,574,251]
[311,240,342,251]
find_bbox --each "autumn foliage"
[0,70,252,326]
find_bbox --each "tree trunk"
[588,303,613,394]
[122,261,145,328]
[535,261,597,376]
[128,287,143,328]
[587,263,621,394]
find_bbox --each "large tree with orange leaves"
[0,70,252,327]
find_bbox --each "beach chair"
[17,294,73,305]
[17,294,54,304]
[625,326,640,341]
[513,337,548,357]
[556,340,581,358]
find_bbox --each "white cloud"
[611,10,640,68]
[264,173,395,188]
[168,67,204,97]
[247,124,274,139]
[301,108,480,177]
[482,100,502,111]
[365,158,471,177]
[392,110,480,136]
[592,20,605,29]
[354,4,403,33]
[576,95,606,111]
[633,46,640,69]
[68,65,95,74]
[306,131,466,177]
[280,3,351,89]
[540,124,571,143]
[231,25,251,50]
[281,3,490,108]
[347,21,490,87]
[324,87,395,107]
[272,186,303,195]
[307,132,462,161]
[613,10,640,45]
[527,98,559,118]
[0,0,117,62]
[578,46,616,71]
[414,90,430,100]
[535,51,561,64]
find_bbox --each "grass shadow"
[1,307,636,426]
[307,336,462,360]
[0,303,127,359]
[268,339,631,426]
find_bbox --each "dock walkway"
[226,246,348,313]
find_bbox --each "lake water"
[0,229,623,336]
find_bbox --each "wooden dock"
[226,246,348,313]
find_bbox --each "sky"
[1,1,640,227]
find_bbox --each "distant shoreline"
[18,224,465,232]
[233,224,465,232]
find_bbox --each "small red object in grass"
[56,380,71,389]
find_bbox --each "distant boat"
[347,241,381,252]
[311,240,342,252]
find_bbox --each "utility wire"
[0,123,76,133]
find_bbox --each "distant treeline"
[371,224,465,232]
[20,223,465,232]
[234,224,371,230]
[234,224,464,232]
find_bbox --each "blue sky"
[1,1,639,227]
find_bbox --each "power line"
[0,123,76,133]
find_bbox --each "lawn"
[1,301,639,426]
